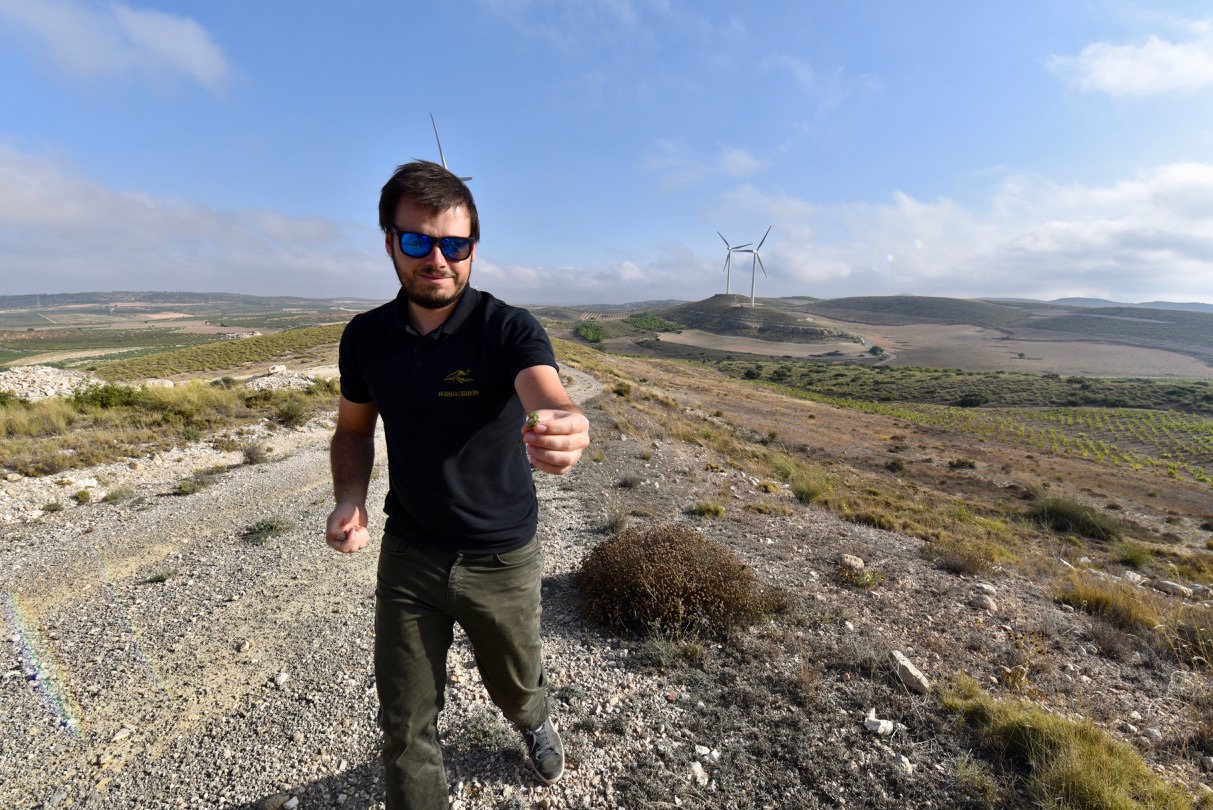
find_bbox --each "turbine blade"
[718,231,729,248]
[756,253,767,277]
[733,243,752,251]
[756,225,772,250]
[430,113,449,170]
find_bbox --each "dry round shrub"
[576,523,771,639]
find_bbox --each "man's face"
[385,198,477,311]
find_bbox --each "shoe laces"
[526,723,556,758]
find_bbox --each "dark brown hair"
[378,160,479,242]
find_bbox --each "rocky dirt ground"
[2,364,1212,809]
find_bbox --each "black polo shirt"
[338,286,557,554]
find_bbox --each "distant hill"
[1133,301,1213,314]
[801,295,1031,328]
[656,294,855,342]
[528,306,589,322]
[794,295,1213,366]
[992,297,1213,315]
[1015,306,1213,357]
[0,291,368,310]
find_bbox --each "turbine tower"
[430,113,472,181]
[717,231,751,296]
[737,226,771,307]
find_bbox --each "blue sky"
[2,0,1213,306]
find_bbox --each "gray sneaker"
[523,717,564,784]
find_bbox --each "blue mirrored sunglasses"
[392,229,473,262]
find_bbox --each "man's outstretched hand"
[522,409,590,475]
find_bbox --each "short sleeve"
[502,309,557,380]
[337,318,373,404]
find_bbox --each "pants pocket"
[492,537,539,568]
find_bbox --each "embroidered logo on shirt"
[439,368,479,397]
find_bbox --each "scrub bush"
[576,524,775,640]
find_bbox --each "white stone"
[890,650,931,694]
[865,708,895,735]
[839,554,865,572]
[690,761,709,786]
[972,594,997,612]
[1152,580,1193,599]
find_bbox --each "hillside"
[795,296,1213,367]
[657,294,857,342]
[3,347,1213,808]
[802,295,1032,328]
[0,291,369,310]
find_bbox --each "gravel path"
[1,369,681,810]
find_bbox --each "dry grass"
[942,673,1192,809]
[1028,494,1124,541]
[0,379,337,477]
[1054,570,1213,668]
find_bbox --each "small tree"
[575,322,606,343]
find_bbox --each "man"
[325,160,590,809]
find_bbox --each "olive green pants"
[374,533,547,810]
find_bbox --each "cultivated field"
[850,322,1213,378]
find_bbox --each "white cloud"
[471,0,645,57]
[643,139,764,190]
[761,53,879,113]
[0,0,231,91]
[751,163,1213,303]
[0,146,385,298]
[1049,21,1213,96]
[4,145,1211,306]
[491,163,1212,304]
[762,54,843,106]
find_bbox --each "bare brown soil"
[660,319,1213,378]
[872,324,1213,377]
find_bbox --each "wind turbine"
[717,231,751,296]
[736,226,771,307]
[430,113,472,182]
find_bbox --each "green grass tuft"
[241,516,296,545]
[942,673,1191,809]
[1028,494,1123,541]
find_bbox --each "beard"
[395,263,470,310]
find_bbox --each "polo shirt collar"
[390,286,481,336]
